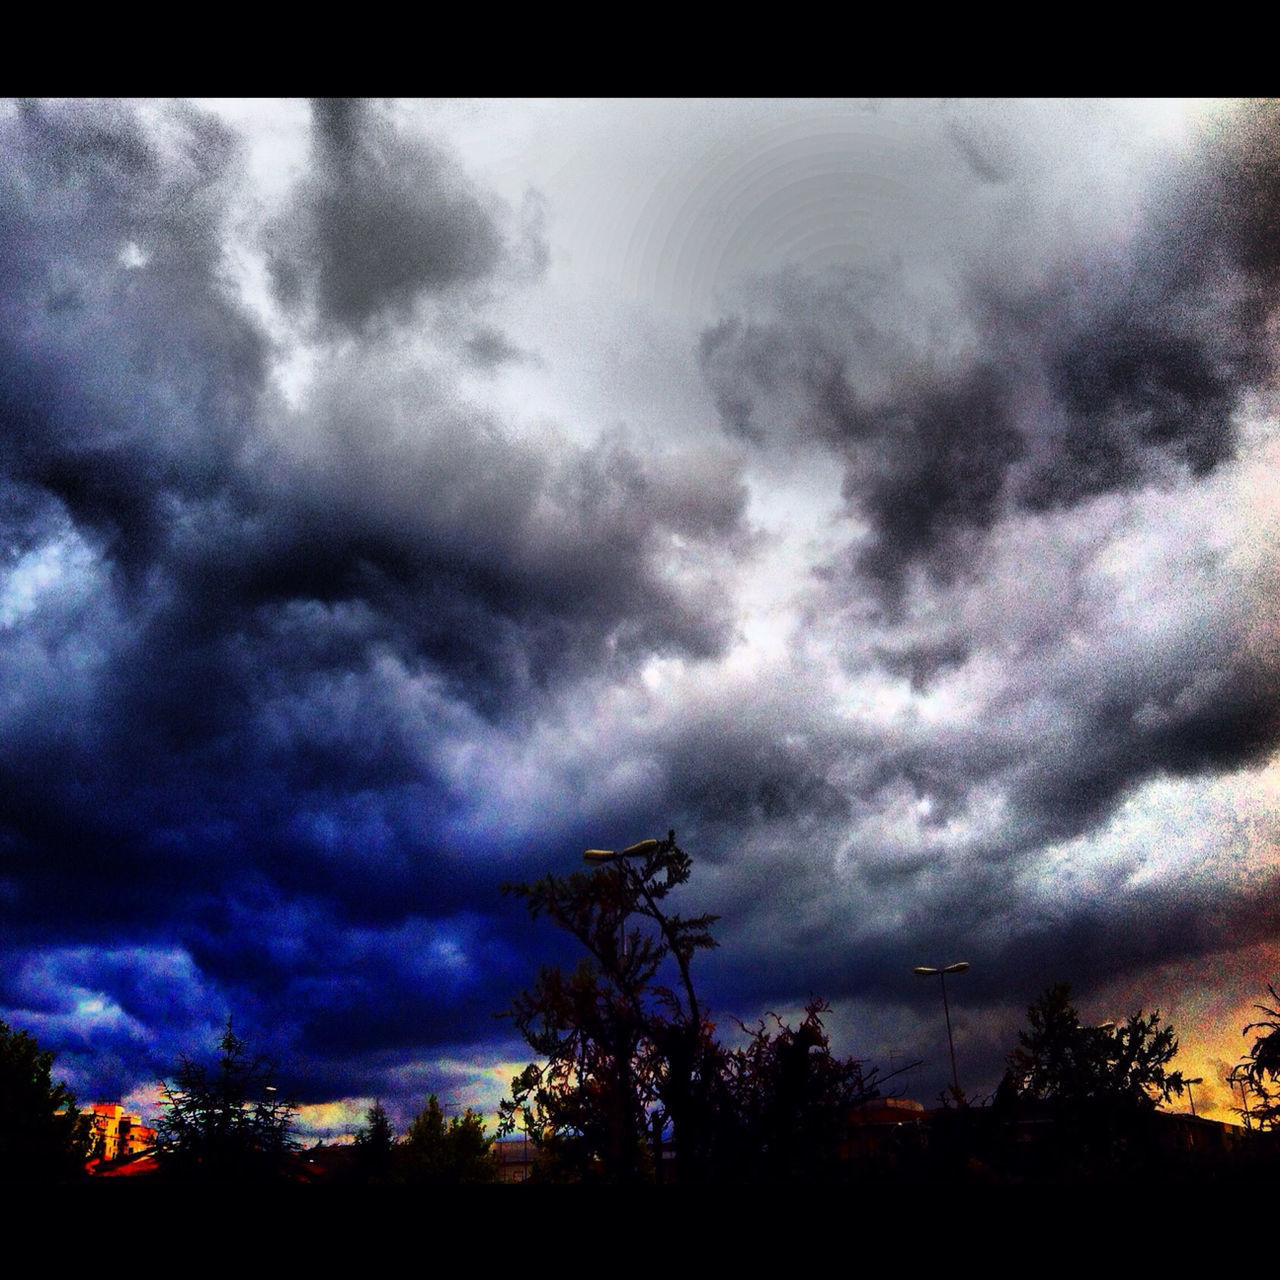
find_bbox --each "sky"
[2,98,1277,1137]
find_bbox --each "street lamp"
[913,961,970,1101]
[583,831,698,1182]
[1234,1072,1252,1130]
[584,839,661,863]
[1184,1076,1204,1118]
[584,840,660,968]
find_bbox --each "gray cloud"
[0,100,265,575]
[701,103,1280,606]
[2,100,1275,1123]
[0,100,762,1108]
[266,98,510,333]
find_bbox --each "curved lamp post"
[583,833,696,1182]
[583,840,663,963]
[913,961,969,1100]
[1184,1076,1204,1118]
[1234,1073,1252,1130]
[584,838,661,864]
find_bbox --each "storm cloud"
[2,99,1276,1129]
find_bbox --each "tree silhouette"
[1229,982,1280,1130]
[157,1020,298,1181]
[709,999,886,1183]
[501,833,895,1183]
[398,1094,496,1183]
[999,983,1184,1176]
[0,1018,91,1181]
[353,1099,396,1181]
[1005,984,1183,1109]
[500,831,719,1183]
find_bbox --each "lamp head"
[586,838,661,864]
[621,838,661,858]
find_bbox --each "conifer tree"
[353,1099,396,1180]
[158,1019,298,1181]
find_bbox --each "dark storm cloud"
[131,401,744,727]
[1022,101,1280,504]
[838,564,1280,864]
[1020,106,1279,507]
[1008,651,1280,842]
[172,883,524,1050]
[0,100,758,1105]
[463,326,533,369]
[3,99,1276,1125]
[0,388,748,924]
[693,789,1280,1077]
[701,101,1280,602]
[266,98,507,332]
[990,867,1280,1005]
[844,364,1023,599]
[687,106,1280,1017]
[873,635,971,693]
[1,98,747,739]
[692,723,854,831]
[0,100,266,575]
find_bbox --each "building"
[86,1103,157,1163]
[494,1135,534,1183]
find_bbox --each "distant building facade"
[495,1136,534,1183]
[87,1103,156,1163]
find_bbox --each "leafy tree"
[708,999,886,1183]
[500,831,719,1183]
[353,1099,396,1181]
[398,1094,497,1184]
[997,983,1184,1176]
[1004,984,1184,1110]
[1229,982,1280,1130]
[157,1020,298,1181]
[0,1018,91,1181]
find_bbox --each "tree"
[0,1018,91,1181]
[398,1094,497,1184]
[709,999,886,1183]
[1229,982,1280,1130]
[998,983,1184,1176]
[500,831,720,1183]
[353,1099,396,1181]
[1004,983,1184,1110]
[501,832,894,1183]
[157,1019,298,1181]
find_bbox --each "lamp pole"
[1184,1076,1203,1118]
[584,839,663,965]
[913,961,970,1101]
[583,840,664,1181]
[584,832,697,1183]
[1235,1073,1252,1130]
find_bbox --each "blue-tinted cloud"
[2,99,1276,1121]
